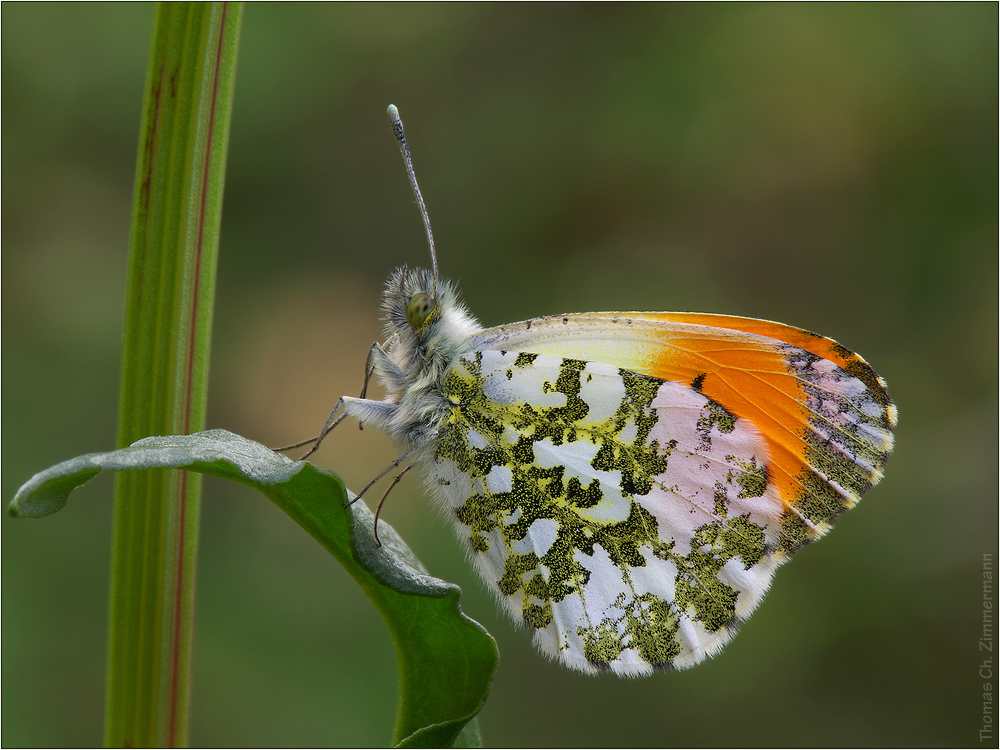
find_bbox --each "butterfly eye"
[406,292,435,329]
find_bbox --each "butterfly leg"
[270,398,350,459]
[272,342,402,459]
[359,341,382,400]
[371,463,415,546]
[345,441,425,508]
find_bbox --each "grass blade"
[107,4,242,746]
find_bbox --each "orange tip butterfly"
[304,104,896,676]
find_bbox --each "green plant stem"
[106,4,241,746]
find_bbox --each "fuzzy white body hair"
[341,266,481,450]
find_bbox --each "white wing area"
[425,349,787,675]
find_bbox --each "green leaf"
[10,430,498,747]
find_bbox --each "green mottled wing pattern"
[425,349,786,674]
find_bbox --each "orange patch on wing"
[640,313,850,514]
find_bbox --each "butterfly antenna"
[387,104,438,293]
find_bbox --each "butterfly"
[302,105,896,676]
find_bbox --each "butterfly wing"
[468,312,896,548]
[425,313,894,675]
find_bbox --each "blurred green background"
[3,3,997,747]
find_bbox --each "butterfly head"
[381,266,482,385]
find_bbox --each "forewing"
[468,312,896,553]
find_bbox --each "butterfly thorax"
[372,266,482,448]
